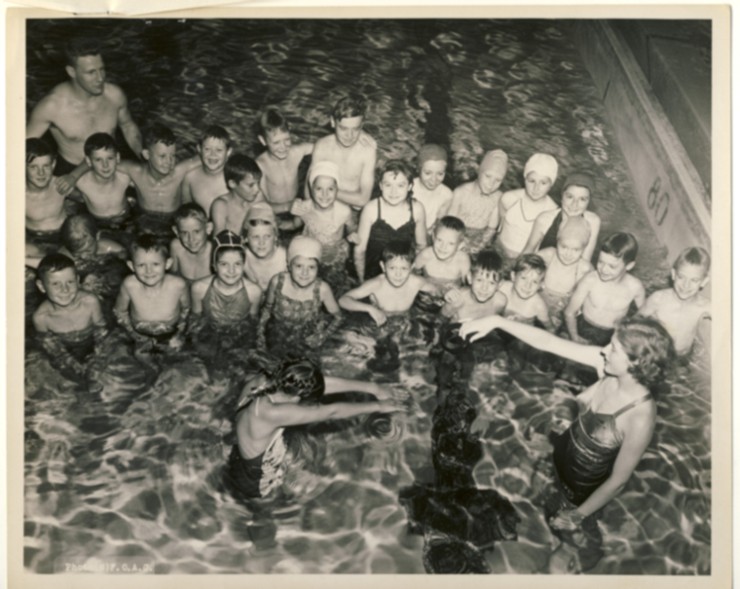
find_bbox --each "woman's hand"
[458,315,502,342]
[375,399,405,414]
[549,509,585,531]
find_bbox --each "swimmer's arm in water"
[262,396,400,428]
[338,278,387,326]
[459,314,602,369]
[318,282,343,341]
[353,204,375,282]
[323,377,393,400]
[555,404,655,527]
[564,271,595,344]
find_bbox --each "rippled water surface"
[24,18,710,575]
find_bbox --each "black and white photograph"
[7,3,731,585]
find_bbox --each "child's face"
[477,169,504,196]
[199,137,230,172]
[524,172,553,200]
[596,251,631,282]
[261,129,292,160]
[332,115,363,148]
[289,256,319,288]
[432,227,462,261]
[246,224,277,258]
[419,160,447,192]
[231,173,261,202]
[130,249,170,287]
[512,267,543,299]
[38,268,79,307]
[145,142,176,176]
[175,217,210,254]
[470,269,499,303]
[561,185,591,217]
[381,256,413,288]
[312,176,338,209]
[215,250,245,286]
[68,228,97,257]
[671,263,709,300]
[87,147,119,180]
[26,155,54,190]
[380,171,411,206]
[556,237,586,266]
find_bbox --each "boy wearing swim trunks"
[170,203,214,282]
[211,154,266,235]
[413,215,471,295]
[25,138,68,255]
[442,250,507,321]
[565,232,645,346]
[75,132,134,231]
[639,246,711,358]
[339,240,436,326]
[241,203,288,291]
[114,234,190,356]
[182,125,232,217]
[33,253,107,390]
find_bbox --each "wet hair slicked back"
[64,38,102,67]
[512,253,546,275]
[601,232,639,264]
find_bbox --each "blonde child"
[523,172,601,262]
[412,144,453,235]
[497,254,553,329]
[181,125,232,215]
[442,250,507,321]
[353,159,427,282]
[114,235,190,355]
[565,232,645,346]
[498,153,559,259]
[447,149,508,254]
[537,217,594,329]
[211,154,265,235]
[340,240,436,326]
[257,235,342,353]
[33,253,107,390]
[413,215,470,294]
[242,203,288,291]
[639,246,711,357]
[169,203,214,282]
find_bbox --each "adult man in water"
[26,38,143,195]
[307,94,377,210]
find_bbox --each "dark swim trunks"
[53,154,81,177]
[576,314,614,347]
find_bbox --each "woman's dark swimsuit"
[552,393,652,505]
[539,209,564,250]
[364,198,416,280]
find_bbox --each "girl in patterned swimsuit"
[257,235,343,356]
[459,315,674,532]
[226,358,401,501]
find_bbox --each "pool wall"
[573,21,711,264]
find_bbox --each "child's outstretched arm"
[113,281,143,342]
[338,279,387,326]
[318,282,343,342]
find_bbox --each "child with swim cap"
[291,160,355,283]
[447,149,508,254]
[412,144,453,236]
[498,153,559,259]
[257,235,342,356]
[523,172,601,263]
[537,217,594,330]
[242,203,287,291]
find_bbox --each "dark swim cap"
[562,172,595,195]
[275,358,325,403]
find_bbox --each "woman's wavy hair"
[616,317,676,391]
[247,357,325,404]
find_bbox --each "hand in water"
[168,335,184,351]
[55,174,77,196]
[368,307,388,326]
[550,509,584,531]
[376,399,405,414]
[458,315,502,342]
[470,415,491,435]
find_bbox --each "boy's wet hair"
[64,38,102,67]
[381,239,415,264]
[616,316,675,392]
[37,252,76,282]
[173,203,208,225]
[84,132,118,157]
[225,153,262,185]
[26,138,57,164]
[144,123,176,148]
[673,246,710,275]
[129,233,169,259]
[380,159,414,185]
[332,94,368,121]
[61,214,97,250]
[512,253,546,275]
[259,107,290,137]
[471,250,503,277]
[436,215,465,235]
[601,232,639,264]
[200,125,231,148]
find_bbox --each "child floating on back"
[413,215,471,294]
[412,144,453,236]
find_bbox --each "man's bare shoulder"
[103,82,127,105]
[357,131,377,151]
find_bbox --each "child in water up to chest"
[497,254,553,329]
[241,203,288,292]
[412,144,453,237]
[210,154,266,235]
[413,215,471,296]
[442,250,507,321]
[169,203,214,283]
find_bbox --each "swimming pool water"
[23,18,710,574]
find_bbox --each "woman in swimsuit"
[459,314,674,530]
[353,159,427,282]
[227,357,401,500]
